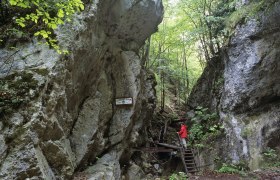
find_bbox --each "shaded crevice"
[69,95,90,137]
[103,57,116,139]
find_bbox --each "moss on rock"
[0,70,44,117]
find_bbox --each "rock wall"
[188,2,280,170]
[0,0,163,179]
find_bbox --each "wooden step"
[178,143,199,174]
[185,160,193,163]
[184,156,194,159]
[185,163,195,165]
[185,155,194,157]
[184,157,194,159]
[184,156,194,158]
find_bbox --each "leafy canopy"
[3,0,84,53]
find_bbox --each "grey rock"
[0,135,56,180]
[125,163,144,180]
[0,0,162,178]
[0,135,7,163]
[85,152,121,180]
[153,164,160,170]
[222,18,280,112]
[0,43,58,78]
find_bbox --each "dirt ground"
[187,168,280,180]
[72,167,280,180]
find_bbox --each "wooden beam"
[132,148,175,153]
[156,142,181,149]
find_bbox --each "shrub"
[217,163,247,175]
[263,148,277,159]
[169,172,187,180]
[188,106,223,145]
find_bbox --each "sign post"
[115,97,133,106]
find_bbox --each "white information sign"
[115,98,133,105]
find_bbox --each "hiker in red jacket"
[178,123,188,148]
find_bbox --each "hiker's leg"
[182,138,187,148]
[179,137,183,146]
[180,137,184,147]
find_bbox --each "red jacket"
[178,125,188,138]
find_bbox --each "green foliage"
[218,164,239,174]
[3,28,28,39]
[225,0,278,37]
[263,148,277,159]
[217,163,246,174]
[272,162,280,167]
[262,147,280,168]
[193,143,205,148]
[1,0,84,53]
[217,161,249,176]
[226,1,258,29]
[177,0,236,60]
[169,172,187,180]
[148,0,204,109]
[188,106,222,145]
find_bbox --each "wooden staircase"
[181,148,198,174]
[177,134,198,174]
[139,122,200,175]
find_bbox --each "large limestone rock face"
[188,2,280,169]
[220,3,280,168]
[0,0,163,179]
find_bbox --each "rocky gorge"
[188,0,280,171]
[0,0,280,179]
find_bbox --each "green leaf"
[56,18,64,24]
[36,9,43,16]
[62,50,69,54]
[26,15,30,20]
[9,0,17,6]
[42,33,48,38]
[15,17,25,26]
[33,0,39,6]
[50,23,57,29]
[44,12,50,18]
[79,4,84,10]
[18,2,29,8]
[57,9,64,18]
[7,0,85,54]
[34,32,40,36]
[43,18,49,23]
